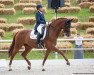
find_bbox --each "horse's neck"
[45,19,64,44]
[48,26,62,42]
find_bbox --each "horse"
[8,18,72,71]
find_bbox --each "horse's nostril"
[65,33,67,36]
[65,33,70,37]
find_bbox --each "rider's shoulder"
[36,11,40,14]
[36,11,40,15]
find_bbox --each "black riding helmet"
[36,4,43,10]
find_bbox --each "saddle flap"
[30,28,47,40]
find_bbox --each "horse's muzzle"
[65,33,70,37]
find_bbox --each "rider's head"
[36,4,43,12]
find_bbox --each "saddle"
[30,27,47,40]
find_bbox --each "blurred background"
[0,0,94,59]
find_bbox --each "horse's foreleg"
[21,45,32,70]
[52,46,70,66]
[42,49,51,71]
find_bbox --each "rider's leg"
[36,25,43,47]
[41,26,45,35]
[37,33,42,44]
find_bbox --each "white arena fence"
[0,38,94,51]
[0,38,94,59]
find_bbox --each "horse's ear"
[70,19,73,22]
[67,19,73,23]
[65,19,73,24]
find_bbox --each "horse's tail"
[8,33,17,58]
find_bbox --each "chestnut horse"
[8,18,72,71]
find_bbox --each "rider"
[34,4,46,47]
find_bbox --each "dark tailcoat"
[34,11,46,31]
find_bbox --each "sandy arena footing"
[0,59,94,75]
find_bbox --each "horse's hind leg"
[9,47,20,71]
[21,45,32,70]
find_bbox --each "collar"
[38,10,43,14]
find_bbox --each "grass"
[0,0,94,59]
[1,8,94,40]
[0,50,94,60]
[84,51,94,58]
[1,8,94,23]
[3,32,12,39]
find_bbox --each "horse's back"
[16,29,32,36]
[20,29,32,33]
[14,29,32,42]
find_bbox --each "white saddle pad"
[30,28,47,40]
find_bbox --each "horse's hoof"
[27,66,31,70]
[42,68,45,71]
[66,61,70,66]
[9,69,12,71]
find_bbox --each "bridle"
[48,20,68,32]
[46,18,71,37]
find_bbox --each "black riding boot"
[37,33,42,48]
[36,26,45,48]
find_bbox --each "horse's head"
[51,18,72,37]
[63,19,73,37]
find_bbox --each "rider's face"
[38,8,43,12]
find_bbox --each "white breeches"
[37,24,44,34]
